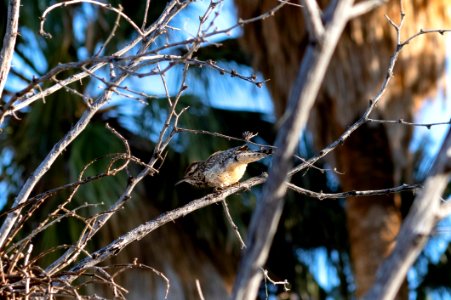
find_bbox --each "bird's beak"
[175,178,186,186]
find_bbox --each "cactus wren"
[176,145,271,189]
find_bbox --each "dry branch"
[0,0,20,99]
[363,129,450,300]
[231,1,358,298]
[0,0,191,250]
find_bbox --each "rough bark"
[335,122,404,297]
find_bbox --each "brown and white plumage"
[177,145,271,189]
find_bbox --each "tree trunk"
[336,122,404,297]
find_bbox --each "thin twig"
[40,0,144,38]
[141,0,152,29]
[0,0,191,251]
[23,244,33,300]
[287,182,422,199]
[196,279,205,300]
[222,200,246,249]
[367,118,450,128]
[95,4,123,56]
[262,268,290,292]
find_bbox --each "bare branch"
[300,0,325,42]
[196,279,205,300]
[62,174,267,282]
[262,268,290,294]
[0,0,189,125]
[363,129,450,300]
[287,183,422,199]
[0,0,192,250]
[400,28,451,47]
[141,0,152,29]
[95,6,123,56]
[222,200,246,249]
[349,0,387,19]
[45,9,196,275]
[39,0,144,39]
[367,118,451,128]
[0,0,21,99]
[237,3,287,26]
[1,0,448,298]
[231,1,356,298]
[0,78,124,249]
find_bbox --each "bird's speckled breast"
[204,162,247,188]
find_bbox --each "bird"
[176,145,272,189]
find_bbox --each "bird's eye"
[185,162,199,176]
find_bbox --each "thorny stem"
[0,0,192,250]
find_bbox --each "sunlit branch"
[40,0,144,38]
[367,118,451,128]
[0,0,21,99]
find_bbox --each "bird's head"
[175,161,203,186]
